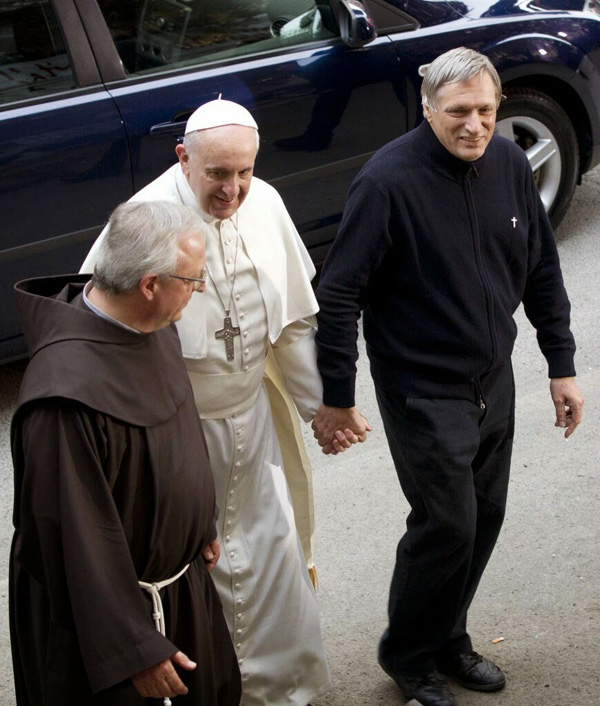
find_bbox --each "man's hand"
[550,377,583,438]
[131,651,196,699]
[201,539,220,572]
[312,404,371,455]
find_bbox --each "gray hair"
[421,47,502,111]
[92,200,204,295]
[183,124,261,156]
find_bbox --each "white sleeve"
[271,316,323,422]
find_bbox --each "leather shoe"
[437,650,505,692]
[380,660,456,706]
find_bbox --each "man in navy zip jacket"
[312,47,583,706]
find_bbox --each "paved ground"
[0,168,598,705]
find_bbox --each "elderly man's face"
[424,72,497,161]
[177,125,258,220]
[155,231,206,329]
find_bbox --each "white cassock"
[81,165,331,706]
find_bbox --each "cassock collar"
[175,166,210,219]
[14,275,191,427]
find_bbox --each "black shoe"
[380,661,456,706]
[438,650,505,692]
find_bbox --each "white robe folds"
[81,165,330,706]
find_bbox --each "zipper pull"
[474,377,486,409]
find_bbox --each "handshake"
[311,404,371,455]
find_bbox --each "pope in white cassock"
[81,99,332,706]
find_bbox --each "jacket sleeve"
[522,175,576,378]
[316,173,393,407]
[13,402,178,694]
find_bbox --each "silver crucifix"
[215,312,240,361]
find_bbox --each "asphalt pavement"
[0,168,598,705]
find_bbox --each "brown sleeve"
[14,401,177,693]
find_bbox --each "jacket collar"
[414,120,488,181]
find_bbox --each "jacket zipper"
[464,165,497,375]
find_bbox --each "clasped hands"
[312,403,371,455]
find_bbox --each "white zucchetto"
[185,98,258,135]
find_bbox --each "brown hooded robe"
[9,275,241,706]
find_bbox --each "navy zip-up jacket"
[316,120,576,406]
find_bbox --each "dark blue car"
[1,0,599,360]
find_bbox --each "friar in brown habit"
[9,200,241,706]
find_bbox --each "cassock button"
[236,629,243,635]
[235,461,241,468]
[233,475,238,481]
[243,331,248,338]
[225,535,231,541]
[244,365,249,372]
[230,551,235,558]
[229,490,234,496]
[237,613,243,619]
[235,583,241,589]
[236,643,242,649]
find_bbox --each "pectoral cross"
[215,311,240,361]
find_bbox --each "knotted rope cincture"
[139,563,190,706]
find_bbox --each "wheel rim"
[495,115,562,212]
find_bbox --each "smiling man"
[81,99,332,706]
[312,47,583,706]
[422,67,498,161]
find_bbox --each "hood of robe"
[14,274,191,426]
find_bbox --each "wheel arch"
[484,36,596,177]
[502,76,591,181]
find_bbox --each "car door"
[0,0,132,360]
[86,0,408,264]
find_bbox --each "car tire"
[495,87,579,228]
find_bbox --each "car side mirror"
[337,0,378,48]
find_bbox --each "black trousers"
[376,363,515,675]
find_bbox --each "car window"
[97,0,336,77]
[0,0,76,105]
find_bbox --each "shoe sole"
[380,663,458,706]
[446,675,506,693]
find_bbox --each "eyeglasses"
[167,268,207,292]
